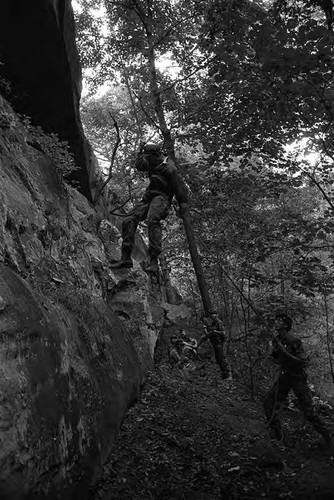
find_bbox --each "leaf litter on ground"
[90,325,334,500]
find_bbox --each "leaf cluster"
[21,116,77,177]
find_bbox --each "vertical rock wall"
[0,2,187,496]
[0,96,163,498]
[0,0,94,201]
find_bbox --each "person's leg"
[110,201,149,268]
[293,375,331,444]
[263,373,291,440]
[209,331,231,379]
[146,195,170,271]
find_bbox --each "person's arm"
[134,154,150,172]
[268,340,279,363]
[197,335,209,348]
[164,161,188,207]
[197,325,210,348]
[274,338,307,366]
[182,339,198,349]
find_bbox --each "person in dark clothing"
[263,313,332,447]
[110,143,188,272]
[169,330,198,366]
[198,311,232,380]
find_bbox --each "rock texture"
[0,0,94,201]
[0,3,189,496]
[0,95,163,499]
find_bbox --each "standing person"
[110,143,188,272]
[264,313,332,447]
[198,311,232,380]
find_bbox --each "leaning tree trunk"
[181,211,231,378]
[181,211,213,315]
[159,253,176,304]
[143,4,228,377]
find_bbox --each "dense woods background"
[73,0,334,399]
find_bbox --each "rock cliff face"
[0,96,163,498]
[0,0,94,201]
[0,2,189,497]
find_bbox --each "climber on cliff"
[110,143,188,273]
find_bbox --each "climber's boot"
[145,255,159,273]
[110,249,133,269]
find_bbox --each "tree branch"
[94,112,121,204]
[132,89,161,130]
[122,66,143,139]
[300,165,334,212]
[153,14,197,49]
[160,56,215,95]
[109,197,132,215]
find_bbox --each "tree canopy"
[74,0,334,386]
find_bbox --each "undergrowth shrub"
[0,75,11,97]
[21,115,78,177]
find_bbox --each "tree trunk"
[143,4,229,378]
[146,16,176,161]
[159,253,176,303]
[181,211,213,315]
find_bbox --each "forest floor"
[90,325,334,500]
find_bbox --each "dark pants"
[209,331,230,379]
[264,371,330,438]
[122,194,170,257]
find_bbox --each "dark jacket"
[272,332,307,374]
[136,155,188,205]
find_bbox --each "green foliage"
[21,116,78,178]
[193,0,334,167]
[74,0,334,385]
[80,87,150,209]
[0,74,11,98]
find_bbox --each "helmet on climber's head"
[142,143,162,155]
[135,142,164,171]
[202,309,219,328]
[274,312,293,332]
